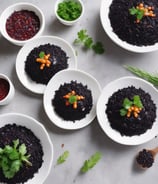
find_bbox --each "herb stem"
[124,65,158,86]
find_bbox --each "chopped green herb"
[120,95,143,117]
[57,151,69,164]
[69,95,77,104]
[80,152,102,173]
[57,0,82,21]
[0,139,32,179]
[124,65,158,86]
[129,7,144,21]
[74,29,105,54]
[39,51,45,58]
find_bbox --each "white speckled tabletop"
[1,0,158,184]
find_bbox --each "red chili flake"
[6,10,40,41]
[0,79,9,100]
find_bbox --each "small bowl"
[55,0,84,26]
[0,73,15,105]
[0,2,45,46]
[100,0,158,53]
[0,113,53,183]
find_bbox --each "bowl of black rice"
[100,0,158,52]
[0,113,53,184]
[97,76,158,145]
[43,69,101,130]
[16,36,77,94]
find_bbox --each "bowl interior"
[0,113,53,184]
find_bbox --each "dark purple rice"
[25,43,69,84]
[136,149,154,168]
[109,0,158,46]
[0,124,43,184]
[106,86,157,136]
[52,80,93,121]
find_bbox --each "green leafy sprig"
[0,139,32,179]
[39,51,45,58]
[74,29,105,54]
[124,65,158,86]
[80,152,102,173]
[129,7,144,21]
[57,151,69,164]
[120,95,143,116]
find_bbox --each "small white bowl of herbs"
[55,0,84,26]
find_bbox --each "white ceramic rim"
[100,0,158,53]
[43,69,101,130]
[97,76,158,145]
[15,35,77,94]
[0,112,53,184]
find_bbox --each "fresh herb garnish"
[0,139,32,179]
[74,29,105,54]
[57,0,82,21]
[124,65,158,86]
[57,150,69,164]
[39,51,45,58]
[120,95,143,117]
[80,152,102,173]
[129,7,144,21]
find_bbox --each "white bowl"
[97,76,158,145]
[0,2,45,46]
[43,69,101,129]
[0,113,53,184]
[0,73,15,105]
[55,0,84,26]
[16,35,77,94]
[100,0,158,53]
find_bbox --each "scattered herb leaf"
[80,152,102,173]
[74,29,105,54]
[124,65,158,86]
[57,151,69,164]
[0,139,32,179]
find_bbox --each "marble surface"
[0,0,158,184]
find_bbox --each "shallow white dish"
[100,0,158,53]
[0,112,53,184]
[43,69,101,130]
[97,76,158,145]
[16,36,77,94]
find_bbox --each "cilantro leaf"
[39,51,45,58]
[57,151,69,164]
[92,42,105,54]
[80,152,102,173]
[133,95,143,108]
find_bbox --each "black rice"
[25,43,69,84]
[0,124,43,184]
[52,80,93,121]
[136,149,154,168]
[109,0,158,46]
[106,86,157,136]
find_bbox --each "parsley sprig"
[57,151,69,164]
[129,7,144,21]
[120,95,143,116]
[0,139,32,179]
[80,152,102,173]
[74,29,105,54]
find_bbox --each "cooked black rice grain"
[109,0,158,46]
[0,124,43,184]
[52,81,93,121]
[25,43,69,84]
[136,149,154,168]
[106,86,157,136]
